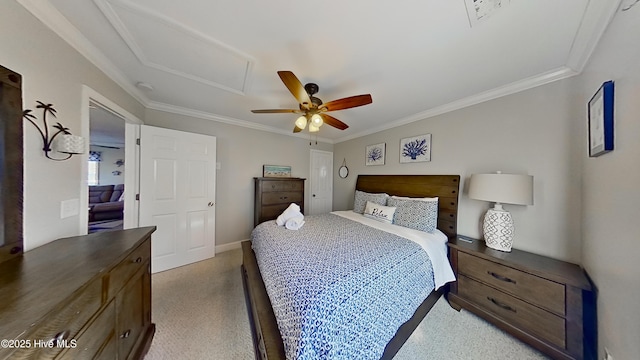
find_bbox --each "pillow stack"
[353,191,439,233]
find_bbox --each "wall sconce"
[23,101,85,161]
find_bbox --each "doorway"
[87,102,126,233]
[309,149,333,214]
[80,86,142,234]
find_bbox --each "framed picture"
[365,143,385,166]
[588,81,614,157]
[400,134,431,163]
[263,165,291,178]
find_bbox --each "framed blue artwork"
[588,81,614,157]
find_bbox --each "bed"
[241,175,460,360]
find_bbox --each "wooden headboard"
[355,175,460,238]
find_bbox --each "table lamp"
[468,171,533,252]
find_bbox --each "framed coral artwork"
[400,134,431,163]
[365,143,385,166]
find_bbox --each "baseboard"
[215,239,247,254]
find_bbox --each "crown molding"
[335,66,579,143]
[20,0,622,146]
[565,0,623,72]
[18,0,150,107]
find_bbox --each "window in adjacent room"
[88,151,101,185]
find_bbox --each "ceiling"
[20,0,623,143]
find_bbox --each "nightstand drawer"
[458,275,566,348]
[458,252,565,315]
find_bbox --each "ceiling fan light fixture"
[309,123,320,132]
[295,115,307,130]
[311,114,323,127]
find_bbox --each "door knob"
[208,202,215,207]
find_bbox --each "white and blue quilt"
[251,213,435,360]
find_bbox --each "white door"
[309,150,333,214]
[139,125,216,273]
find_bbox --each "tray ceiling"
[20,0,623,142]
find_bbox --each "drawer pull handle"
[488,271,516,284]
[53,330,71,343]
[134,257,143,263]
[120,329,131,339]
[487,297,517,313]
[280,196,288,200]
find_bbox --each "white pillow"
[363,201,396,224]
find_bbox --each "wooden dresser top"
[0,226,156,337]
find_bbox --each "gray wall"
[145,109,332,247]
[334,78,583,263]
[0,2,144,250]
[333,7,640,359]
[578,7,640,360]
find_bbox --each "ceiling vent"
[464,0,511,27]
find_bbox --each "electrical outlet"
[604,347,613,360]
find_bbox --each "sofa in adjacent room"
[88,184,124,222]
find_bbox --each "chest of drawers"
[0,227,156,360]
[254,177,305,227]
[447,237,596,360]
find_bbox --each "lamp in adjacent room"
[468,171,534,252]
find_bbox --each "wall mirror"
[338,158,349,178]
[0,65,24,264]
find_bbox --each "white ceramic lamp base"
[483,207,514,252]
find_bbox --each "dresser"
[447,236,596,360]
[254,177,305,227]
[0,227,156,360]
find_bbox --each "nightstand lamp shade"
[468,172,533,252]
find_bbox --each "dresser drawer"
[261,181,285,192]
[262,191,303,205]
[281,181,303,192]
[58,300,116,360]
[258,204,292,223]
[109,239,150,298]
[10,278,103,359]
[458,275,566,348]
[458,252,565,315]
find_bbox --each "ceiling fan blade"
[293,126,302,133]
[321,94,372,112]
[321,114,349,130]
[251,109,301,114]
[277,71,312,109]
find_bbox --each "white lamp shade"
[468,173,533,205]
[55,134,85,154]
[308,123,320,132]
[294,116,307,130]
[310,114,323,126]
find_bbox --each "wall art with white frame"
[400,134,431,163]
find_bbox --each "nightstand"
[447,236,596,360]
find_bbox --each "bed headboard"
[355,175,460,238]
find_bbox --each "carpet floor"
[144,248,549,360]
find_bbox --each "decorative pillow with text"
[363,201,396,224]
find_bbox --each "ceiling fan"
[251,71,372,133]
